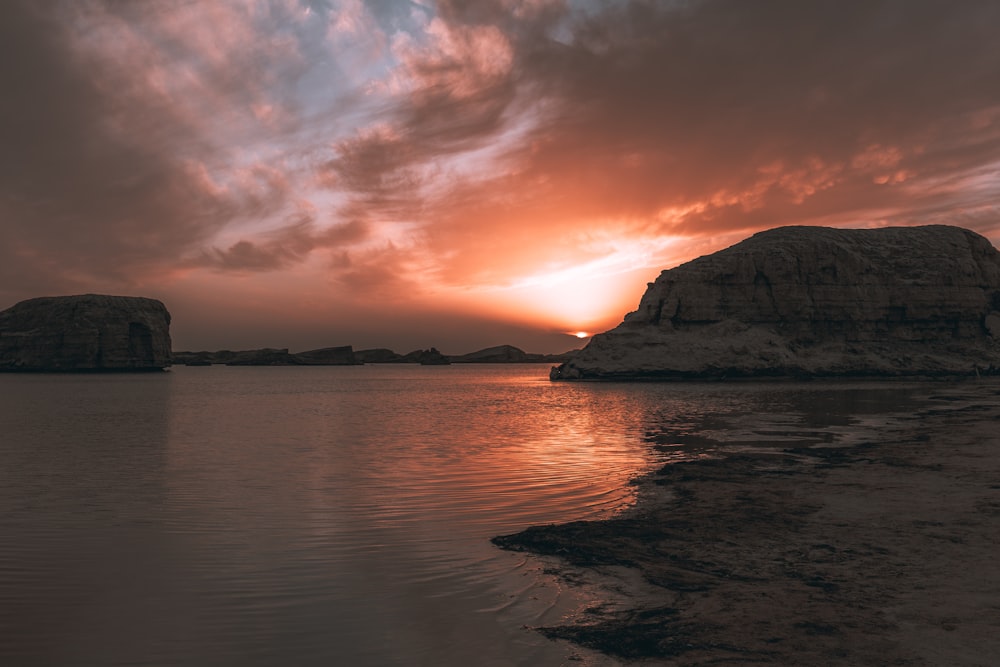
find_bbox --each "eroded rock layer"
[552,225,1000,379]
[0,294,172,371]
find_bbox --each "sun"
[573,331,590,339]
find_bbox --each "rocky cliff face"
[0,294,172,371]
[552,225,1000,380]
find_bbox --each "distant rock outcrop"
[220,348,296,366]
[173,344,580,367]
[449,344,579,364]
[413,347,451,365]
[355,348,403,363]
[551,225,1000,380]
[450,345,532,363]
[0,294,172,372]
[292,346,360,365]
[173,346,360,366]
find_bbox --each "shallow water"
[0,365,922,666]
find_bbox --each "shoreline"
[494,379,1000,665]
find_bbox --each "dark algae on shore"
[493,381,1000,665]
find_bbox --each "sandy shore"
[494,379,1000,665]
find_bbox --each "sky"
[3,0,1000,354]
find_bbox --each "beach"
[494,378,1000,665]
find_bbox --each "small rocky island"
[0,294,172,372]
[552,225,1000,380]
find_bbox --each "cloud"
[324,124,423,203]
[195,211,370,272]
[296,0,1000,310]
[0,1,318,300]
[516,0,1000,234]
[0,3,214,293]
[4,0,1000,352]
[365,0,1000,297]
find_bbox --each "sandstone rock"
[551,225,1000,380]
[987,312,1000,339]
[0,294,172,372]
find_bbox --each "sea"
[0,364,920,666]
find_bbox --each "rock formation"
[551,225,1000,380]
[173,346,360,365]
[448,344,579,364]
[292,346,360,365]
[450,344,531,363]
[413,347,451,365]
[220,348,296,365]
[0,294,172,372]
[355,348,403,363]
[172,344,574,366]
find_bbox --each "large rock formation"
[0,294,172,372]
[552,225,1000,380]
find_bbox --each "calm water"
[0,365,920,666]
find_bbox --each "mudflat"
[494,379,1000,665]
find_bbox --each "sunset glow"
[3,1,1000,353]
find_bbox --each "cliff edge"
[0,294,172,372]
[552,225,1000,380]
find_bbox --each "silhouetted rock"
[172,350,214,365]
[355,348,403,363]
[292,346,360,365]
[0,294,172,372]
[451,345,532,363]
[449,344,580,363]
[411,347,451,365]
[223,348,294,365]
[552,225,1000,380]
[173,343,578,366]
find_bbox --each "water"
[0,365,920,666]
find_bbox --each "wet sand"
[494,379,1000,665]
